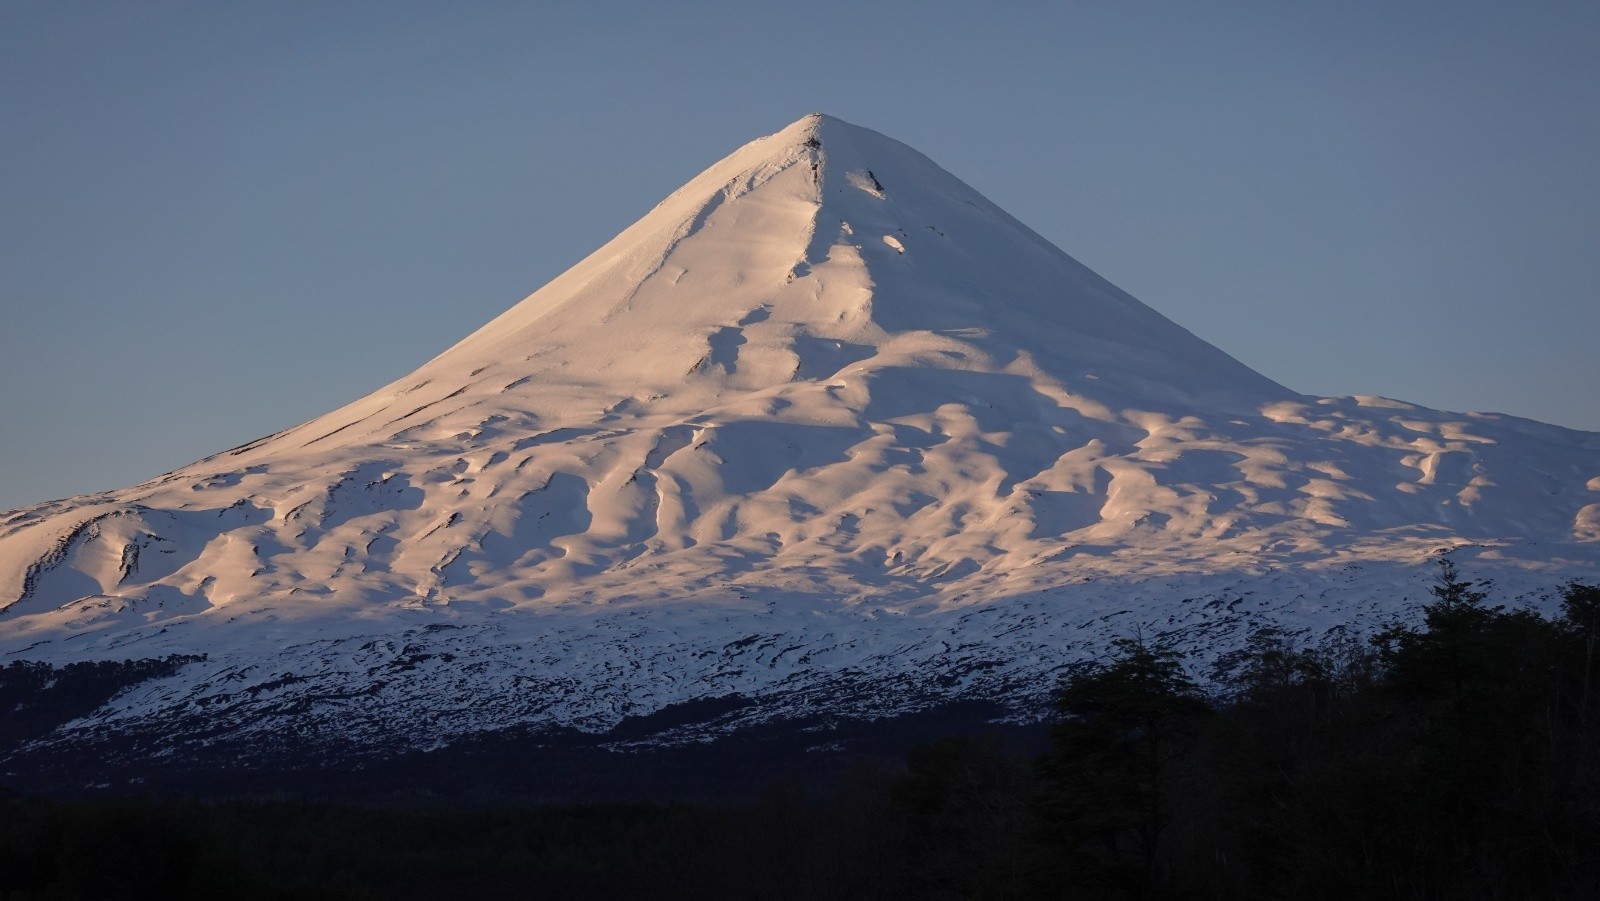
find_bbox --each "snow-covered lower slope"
[2,114,1597,764]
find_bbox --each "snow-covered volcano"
[3,114,1597,770]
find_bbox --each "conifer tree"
[1035,634,1211,898]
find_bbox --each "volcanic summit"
[2,114,1596,777]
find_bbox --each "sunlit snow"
[2,114,1596,755]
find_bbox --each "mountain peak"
[3,115,1592,623]
[275,114,1292,457]
[789,111,898,147]
[2,115,1596,771]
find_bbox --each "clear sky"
[3,1,1597,512]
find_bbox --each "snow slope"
[2,114,1597,762]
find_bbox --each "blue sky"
[3,1,1597,511]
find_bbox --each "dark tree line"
[0,655,204,748]
[2,566,1598,899]
[1007,562,1600,900]
[841,562,1600,899]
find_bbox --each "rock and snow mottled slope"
[1,114,1597,760]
